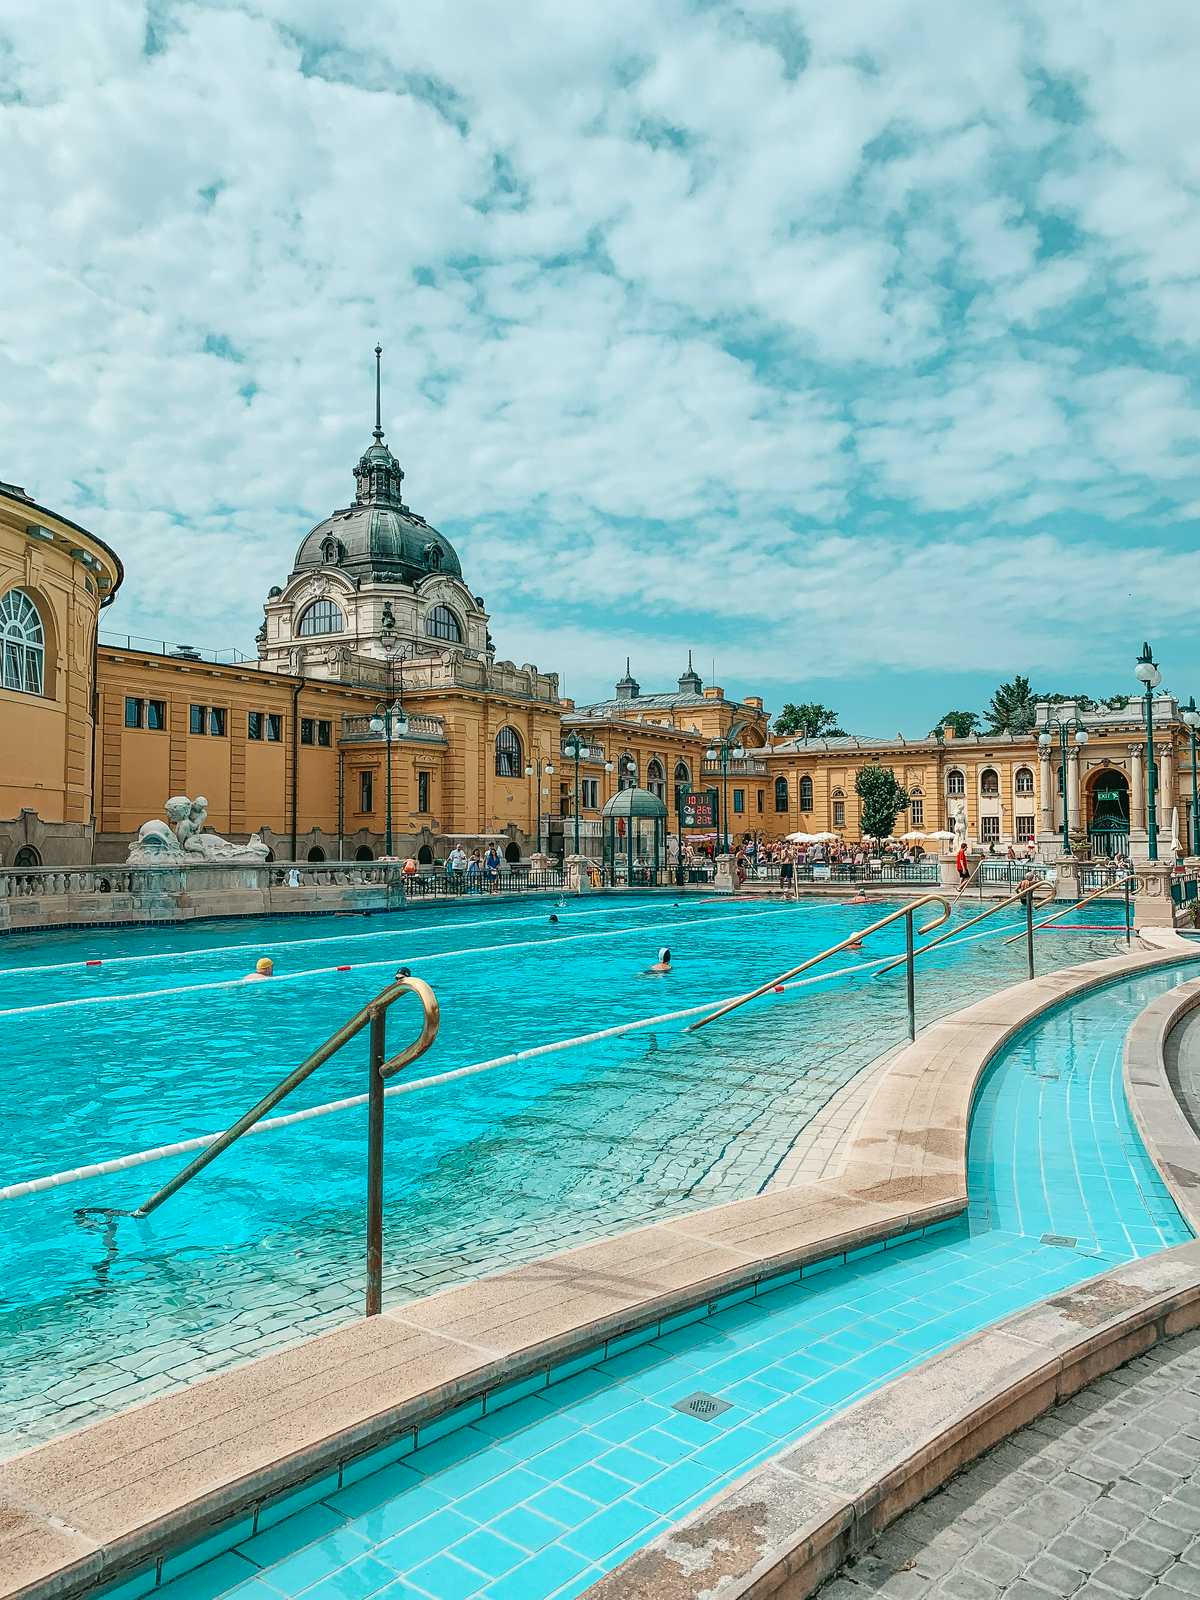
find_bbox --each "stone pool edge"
[0,941,1192,1600]
[584,942,1200,1600]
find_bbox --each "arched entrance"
[1086,768,1129,857]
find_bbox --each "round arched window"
[425,605,462,643]
[646,758,666,800]
[12,845,42,868]
[307,846,327,862]
[296,600,344,636]
[495,725,523,777]
[947,770,966,797]
[980,768,1000,797]
[1,589,46,695]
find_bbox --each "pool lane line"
[0,903,807,1019]
[0,898,757,979]
[0,910,1050,1203]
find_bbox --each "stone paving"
[819,1327,1200,1600]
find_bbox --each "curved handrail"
[1003,873,1143,945]
[687,892,952,1033]
[133,975,440,1219]
[872,880,1056,978]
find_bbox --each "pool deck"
[1,939,1196,1600]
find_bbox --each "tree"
[855,763,910,840]
[932,710,980,738]
[774,702,847,738]
[986,675,1038,734]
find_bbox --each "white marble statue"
[127,796,269,865]
[951,801,968,849]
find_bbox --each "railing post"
[365,1005,387,1316]
[905,908,916,1041]
[1125,874,1132,945]
[1025,888,1036,980]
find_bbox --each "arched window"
[425,604,462,643]
[619,752,638,790]
[798,775,813,812]
[495,725,523,777]
[417,844,435,864]
[307,846,326,862]
[354,845,374,861]
[647,757,665,800]
[1,589,46,695]
[776,776,792,813]
[12,845,42,868]
[947,770,965,797]
[674,759,691,814]
[504,841,521,863]
[1014,766,1034,796]
[296,599,344,636]
[980,768,999,797]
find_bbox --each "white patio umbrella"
[807,831,839,842]
[899,830,927,841]
[924,829,955,840]
[785,831,817,842]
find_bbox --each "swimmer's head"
[659,947,671,965]
[395,966,412,980]
[549,914,559,924]
[255,957,273,977]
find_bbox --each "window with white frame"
[832,799,845,828]
[980,768,1000,797]
[981,815,1000,841]
[911,798,924,826]
[947,770,965,797]
[1015,766,1034,795]
[1,589,45,695]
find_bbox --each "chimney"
[704,685,724,700]
[942,720,957,741]
[744,696,763,711]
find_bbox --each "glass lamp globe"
[1075,728,1089,746]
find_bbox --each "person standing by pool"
[955,843,969,883]
[483,842,501,887]
[446,844,468,881]
[466,849,482,891]
[780,845,795,899]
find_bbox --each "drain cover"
[673,1392,732,1421]
[1041,1233,1077,1248]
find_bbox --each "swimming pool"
[133,963,1195,1600]
[0,893,1130,1455]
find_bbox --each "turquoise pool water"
[142,964,1194,1600]
[0,894,1127,1455]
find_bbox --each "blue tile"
[593,1445,658,1484]
[631,1428,696,1465]
[560,1498,661,1562]
[405,1430,490,1475]
[454,1467,546,1525]
[604,1324,658,1358]
[520,1434,598,1480]
[340,1435,417,1487]
[708,1285,755,1313]
[525,1485,598,1527]
[161,1515,255,1583]
[374,1510,476,1572]
[657,1304,708,1335]
[257,1474,340,1531]
[418,1398,485,1448]
[546,1349,603,1386]
[300,1557,397,1600]
[630,1461,719,1516]
[95,1564,158,1600]
[560,1464,631,1505]
[403,1554,484,1600]
[157,1554,260,1600]
[450,1529,526,1579]
[484,1371,547,1415]
[248,1526,374,1596]
[236,1503,348,1568]
[481,1544,593,1600]
[802,1253,844,1277]
[489,1506,564,1553]
[325,1463,430,1521]
[344,1483,454,1544]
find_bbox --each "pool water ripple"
[122,965,1193,1600]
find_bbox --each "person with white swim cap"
[645,947,672,975]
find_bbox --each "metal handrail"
[1004,873,1143,946]
[873,880,1056,978]
[130,975,439,1315]
[687,892,952,1038]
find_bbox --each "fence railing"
[100,632,255,666]
[979,861,1058,887]
[340,713,447,744]
[403,867,566,897]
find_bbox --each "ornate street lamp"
[1182,696,1200,856]
[1037,717,1089,858]
[368,698,408,857]
[523,752,555,855]
[561,731,612,857]
[1135,642,1163,861]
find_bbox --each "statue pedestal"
[713,854,736,893]
[564,855,593,893]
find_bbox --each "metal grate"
[672,1391,732,1421]
[1041,1233,1077,1248]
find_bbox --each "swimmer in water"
[245,956,274,981]
[549,914,559,924]
[395,966,412,980]
[644,946,672,975]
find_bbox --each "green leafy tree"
[986,675,1038,734]
[855,764,910,840]
[773,702,847,738]
[932,710,980,738]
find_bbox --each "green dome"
[602,787,668,820]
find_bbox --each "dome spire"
[373,344,384,442]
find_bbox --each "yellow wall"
[0,488,119,831]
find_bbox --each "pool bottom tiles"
[121,1223,1140,1600]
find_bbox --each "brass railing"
[1004,873,1142,947]
[874,880,1056,981]
[128,975,439,1316]
[688,892,952,1041]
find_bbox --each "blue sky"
[3,1,1200,734]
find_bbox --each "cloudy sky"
[3,2,1200,733]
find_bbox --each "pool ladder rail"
[688,892,953,1040]
[129,974,440,1316]
[1002,871,1142,945]
[872,879,1056,977]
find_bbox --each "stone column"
[1038,746,1053,836]
[1160,743,1176,822]
[1066,748,1081,836]
[1129,745,1145,831]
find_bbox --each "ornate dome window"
[424,542,443,571]
[425,604,462,643]
[320,535,343,565]
[297,599,344,637]
[1,588,46,695]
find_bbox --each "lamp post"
[1037,717,1089,858]
[562,731,612,857]
[1135,641,1162,861]
[523,752,554,855]
[1182,696,1200,857]
[368,698,409,856]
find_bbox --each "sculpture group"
[127,797,269,865]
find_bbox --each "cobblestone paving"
[821,1328,1200,1599]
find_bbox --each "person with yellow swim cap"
[245,956,274,981]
